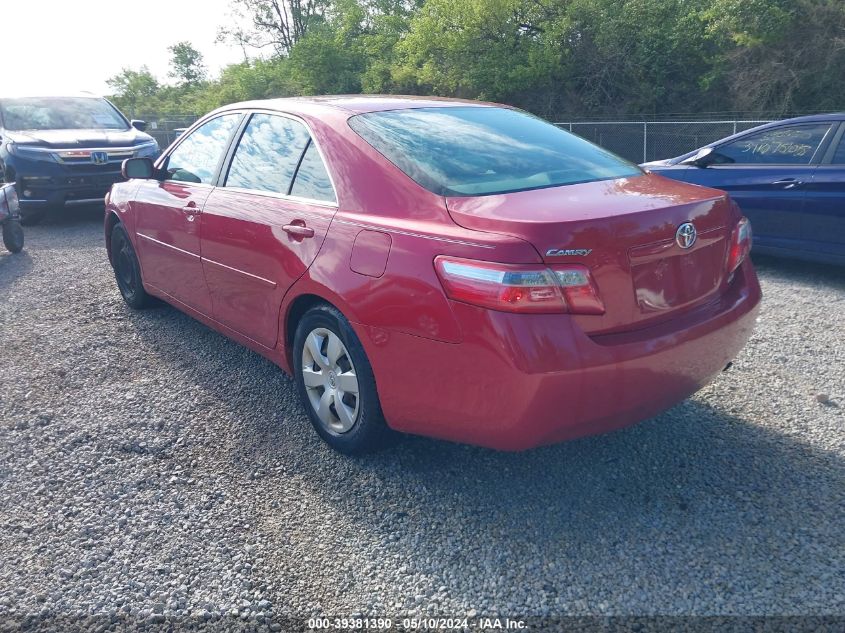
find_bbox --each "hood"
[640,158,675,168]
[4,128,154,149]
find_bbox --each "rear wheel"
[19,207,47,226]
[2,220,24,253]
[110,223,154,309]
[293,304,391,454]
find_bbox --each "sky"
[4,0,248,95]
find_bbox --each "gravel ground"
[0,207,843,626]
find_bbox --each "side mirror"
[131,119,148,132]
[122,157,155,180]
[681,147,717,168]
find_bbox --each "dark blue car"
[643,113,845,265]
[0,93,159,225]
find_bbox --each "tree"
[704,0,845,113]
[106,67,161,117]
[107,0,845,122]
[391,0,562,110]
[168,41,208,86]
[219,0,331,55]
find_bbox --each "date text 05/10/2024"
[307,617,527,630]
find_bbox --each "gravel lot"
[0,207,843,625]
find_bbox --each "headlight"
[134,141,160,158]
[6,143,58,163]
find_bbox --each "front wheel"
[2,220,24,253]
[293,304,391,454]
[110,223,154,309]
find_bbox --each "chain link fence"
[137,114,200,148]
[556,120,773,163]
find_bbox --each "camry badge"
[90,151,109,165]
[675,222,697,249]
[545,248,593,257]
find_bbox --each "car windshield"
[0,97,128,131]
[348,106,641,197]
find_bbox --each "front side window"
[711,124,832,166]
[226,114,311,194]
[0,97,128,131]
[166,114,241,184]
[348,106,641,197]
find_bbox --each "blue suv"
[0,93,159,225]
[644,114,845,266]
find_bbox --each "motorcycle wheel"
[2,220,24,253]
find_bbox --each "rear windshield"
[348,106,641,197]
[0,97,128,131]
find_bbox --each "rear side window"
[226,114,310,194]
[290,142,335,203]
[348,106,641,197]
[166,114,241,184]
[711,124,832,165]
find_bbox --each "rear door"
[666,122,835,249]
[803,121,845,257]
[200,112,337,348]
[134,113,242,314]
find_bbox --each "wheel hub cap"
[301,328,359,434]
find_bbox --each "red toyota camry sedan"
[105,96,760,454]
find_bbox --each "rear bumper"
[361,260,761,451]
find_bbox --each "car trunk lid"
[445,174,736,334]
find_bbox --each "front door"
[134,113,241,314]
[200,113,338,348]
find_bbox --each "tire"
[293,304,391,454]
[2,220,24,253]
[19,207,47,226]
[110,223,154,309]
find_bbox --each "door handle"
[772,178,803,189]
[283,222,315,239]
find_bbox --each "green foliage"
[106,67,161,118]
[168,42,208,86]
[390,0,555,102]
[106,0,845,120]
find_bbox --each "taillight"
[434,256,605,315]
[726,217,752,274]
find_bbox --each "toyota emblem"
[675,222,697,249]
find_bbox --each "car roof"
[217,94,503,116]
[758,112,845,125]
